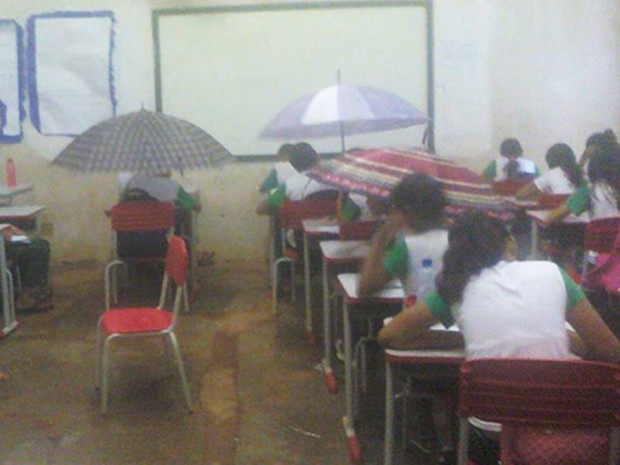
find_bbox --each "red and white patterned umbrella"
[308,147,507,213]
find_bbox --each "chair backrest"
[459,358,620,428]
[279,198,338,230]
[491,179,531,196]
[458,358,620,465]
[339,220,380,241]
[537,193,570,209]
[110,201,176,232]
[165,235,189,287]
[584,217,620,254]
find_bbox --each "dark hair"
[586,129,618,152]
[289,142,318,172]
[390,173,446,231]
[276,143,296,160]
[436,211,510,304]
[500,138,523,158]
[545,143,583,188]
[587,145,620,205]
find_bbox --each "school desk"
[0,184,34,206]
[527,210,589,259]
[320,240,370,394]
[0,205,46,235]
[336,272,404,464]
[383,330,464,465]
[0,224,17,337]
[301,218,339,346]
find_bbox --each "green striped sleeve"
[426,292,454,327]
[566,184,590,216]
[383,236,409,281]
[559,267,586,308]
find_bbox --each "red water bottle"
[6,158,16,187]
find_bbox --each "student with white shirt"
[358,173,449,303]
[547,144,620,224]
[259,143,298,194]
[482,138,540,181]
[378,211,620,465]
[516,143,583,200]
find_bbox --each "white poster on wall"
[27,11,116,136]
[0,20,24,142]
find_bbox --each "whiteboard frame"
[152,1,435,159]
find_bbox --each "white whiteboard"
[156,3,430,156]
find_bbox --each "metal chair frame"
[96,235,193,415]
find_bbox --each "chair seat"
[510,426,609,465]
[102,308,174,334]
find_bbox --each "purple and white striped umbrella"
[260,84,428,152]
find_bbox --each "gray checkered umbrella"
[52,109,233,173]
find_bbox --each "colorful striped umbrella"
[308,148,507,212]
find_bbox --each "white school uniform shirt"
[590,183,620,220]
[284,171,332,200]
[453,260,572,433]
[493,157,538,181]
[274,161,297,184]
[533,167,575,194]
[402,229,449,298]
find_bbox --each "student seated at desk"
[481,138,540,181]
[358,173,448,303]
[547,144,620,224]
[516,143,583,200]
[258,143,297,194]
[337,192,390,223]
[378,211,620,465]
[3,226,52,311]
[256,142,335,215]
[121,171,200,213]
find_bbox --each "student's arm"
[561,269,620,363]
[358,213,404,296]
[256,184,287,215]
[567,298,620,364]
[378,294,464,350]
[176,187,201,212]
[546,184,589,224]
[515,182,541,200]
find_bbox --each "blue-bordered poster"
[27,11,116,136]
[0,20,25,143]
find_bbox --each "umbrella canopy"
[52,109,233,174]
[308,148,507,212]
[260,84,428,152]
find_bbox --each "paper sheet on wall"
[28,12,115,136]
[0,20,24,142]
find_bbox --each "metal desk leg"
[303,231,315,346]
[322,258,338,394]
[384,360,395,465]
[529,220,539,260]
[342,300,362,463]
[0,234,17,337]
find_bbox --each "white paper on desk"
[28,12,115,138]
[0,21,24,141]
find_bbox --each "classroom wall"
[1,0,619,265]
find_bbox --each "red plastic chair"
[339,220,380,241]
[272,198,338,314]
[457,358,620,465]
[579,217,620,288]
[96,235,193,415]
[105,201,176,309]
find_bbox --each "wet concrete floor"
[0,258,444,465]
